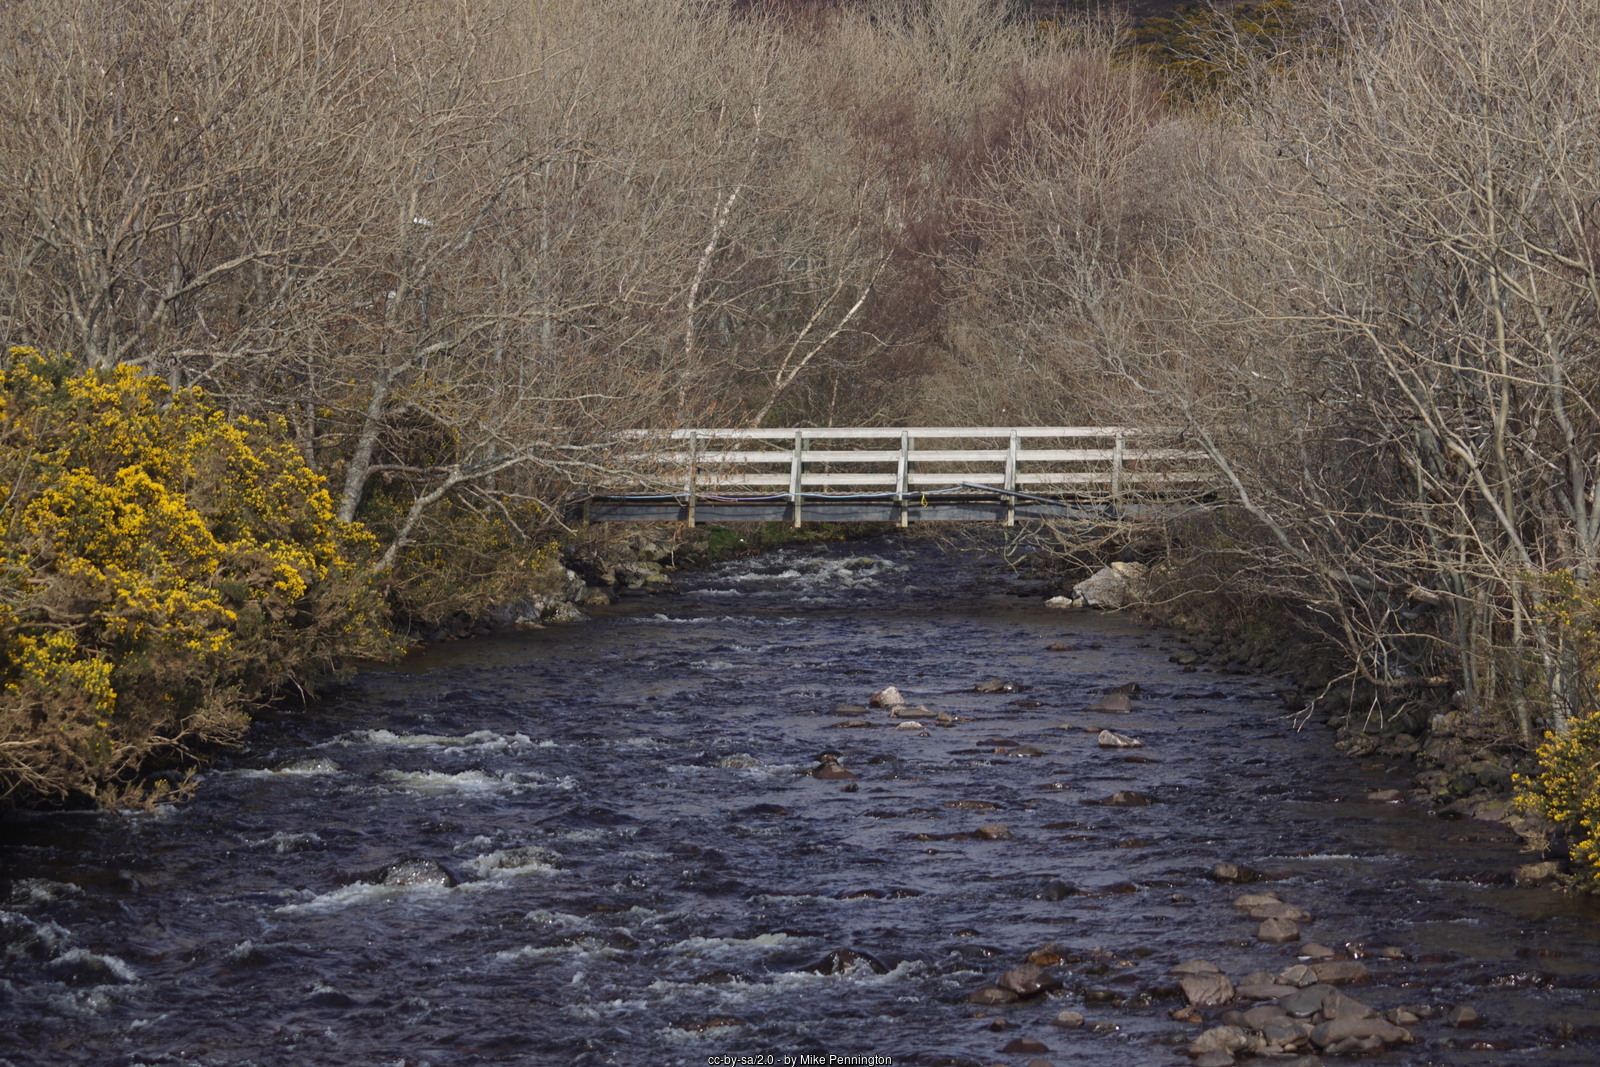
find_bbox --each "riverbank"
[411,522,878,643]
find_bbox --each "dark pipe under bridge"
[574,427,1220,526]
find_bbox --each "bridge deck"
[576,426,1216,526]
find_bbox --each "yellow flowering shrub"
[0,346,396,808]
[1515,572,1600,889]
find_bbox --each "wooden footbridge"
[575,427,1218,525]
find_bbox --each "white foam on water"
[564,997,651,1022]
[379,769,574,795]
[668,758,802,782]
[640,613,741,624]
[49,947,140,984]
[493,937,623,962]
[116,801,183,820]
[274,880,458,915]
[382,769,505,794]
[765,957,928,988]
[242,831,325,854]
[334,729,550,751]
[669,932,811,955]
[689,659,738,671]
[6,878,81,905]
[223,940,260,964]
[45,987,121,1017]
[551,826,644,843]
[466,846,561,879]
[711,555,908,595]
[521,909,591,932]
[658,1021,744,1043]
[746,891,828,904]
[610,848,670,865]
[235,757,342,778]
[0,910,69,959]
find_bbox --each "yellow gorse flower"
[0,345,394,807]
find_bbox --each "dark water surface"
[5,536,1600,1066]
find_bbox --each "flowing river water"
[5,535,1600,1067]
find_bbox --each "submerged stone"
[359,858,458,888]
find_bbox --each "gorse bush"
[0,347,395,808]
[1517,574,1600,889]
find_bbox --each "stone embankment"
[412,532,678,642]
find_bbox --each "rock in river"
[1309,959,1370,985]
[812,753,858,780]
[997,963,1063,997]
[808,948,889,975]
[1180,972,1236,1008]
[1072,563,1147,609]
[1097,729,1143,748]
[358,858,458,887]
[1188,1025,1252,1059]
[1250,901,1312,922]
[1309,1015,1412,1050]
[1209,862,1269,883]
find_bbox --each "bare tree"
[1092,0,1600,739]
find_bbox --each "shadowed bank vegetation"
[5,0,1600,881]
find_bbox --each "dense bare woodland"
[5,0,1600,856]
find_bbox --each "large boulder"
[1072,562,1148,609]
[613,560,673,590]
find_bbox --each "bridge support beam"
[897,431,910,529]
[789,430,804,529]
[686,431,699,529]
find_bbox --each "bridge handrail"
[615,425,1177,441]
[594,425,1218,528]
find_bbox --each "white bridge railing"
[602,426,1215,526]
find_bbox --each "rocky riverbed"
[4,534,1599,1066]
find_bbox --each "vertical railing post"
[897,430,910,528]
[1112,431,1125,504]
[790,429,804,528]
[1004,430,1019,527]
[685,430,699,529]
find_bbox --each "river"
[3,534,1600,1066]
